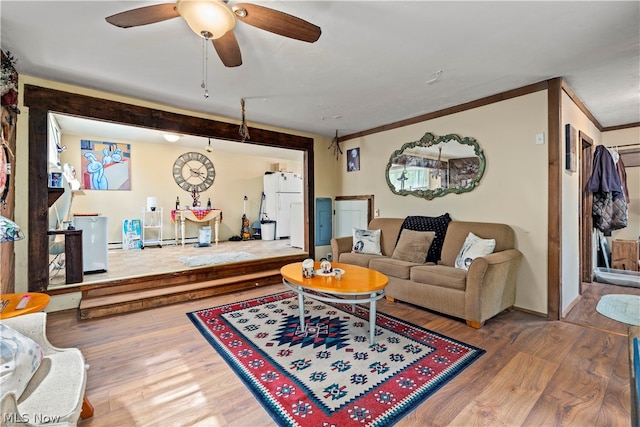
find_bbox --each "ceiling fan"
[105,0,321,67]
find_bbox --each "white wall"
[338,91,549,315]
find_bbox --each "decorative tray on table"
[314,268,345,277]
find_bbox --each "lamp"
[205,138,213,153]
[163,134,181,143]
[0,215,25,243]
[176,0,236,40]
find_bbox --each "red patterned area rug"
[187,291,484,426]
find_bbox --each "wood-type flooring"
[44,281,635,426]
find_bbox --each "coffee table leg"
[298,289,305,332]
[369,293,377,344]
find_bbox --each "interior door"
[335,199,369,238]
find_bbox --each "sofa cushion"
[454,232,496,270]
[410,265,468,291]
[370,258,424,280]
[392,229,435,263]
[339,252,382,268]
[0,323,44,401]
[367,218,404,256]
[352,228,382,255]
[398,214,452,263]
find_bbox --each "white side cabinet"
[141,207,163,248]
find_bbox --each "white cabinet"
[73,215,108,273]
[141,208,163,248]
[290,202,304,248]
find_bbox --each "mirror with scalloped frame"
[385,132,485,200]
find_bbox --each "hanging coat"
[587,145,627,233]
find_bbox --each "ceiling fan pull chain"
[201,37,209,99]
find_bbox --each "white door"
[335,200,369,238]
[277,192,302,238]
[290,202,304,248]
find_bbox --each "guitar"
[241,196,251,241]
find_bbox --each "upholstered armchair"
[1,312,93,426]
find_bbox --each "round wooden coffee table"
[280,261,388,344]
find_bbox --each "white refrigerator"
[263,172,303,239]
[74,215,109,273]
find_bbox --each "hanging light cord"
[201,37,209,99]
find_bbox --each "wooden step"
[76,254,307,320]
[79,269,283,319]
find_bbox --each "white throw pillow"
[0,323,44,400]
[454,232,496,270]
[352,228,382,255]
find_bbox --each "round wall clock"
[172,152,215,192]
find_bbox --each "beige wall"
[312,135,340,259]
[13,76,330,299]
[59,133,302,244]
[15,75,632,317]
[338,91,550,315]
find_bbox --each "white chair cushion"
[0,323,44,402]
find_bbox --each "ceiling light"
[205,138,213,152]
[176,0,236,40]
[163,134,181,142]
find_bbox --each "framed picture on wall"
[80,140,131,190]
[347,147,360,172]
[565,124,577,172]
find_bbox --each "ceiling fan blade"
[212,31,243,67]
[234,3,321,43]
[105,3,180,28]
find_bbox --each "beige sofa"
[331,217,522,328]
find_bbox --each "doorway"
[579,131,594,287]
[334,195,374,238]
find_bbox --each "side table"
[47,229,84,283]
[1,293,51,319]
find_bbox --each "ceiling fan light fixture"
[176,0,236,40]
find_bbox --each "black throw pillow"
[398,213,452,263]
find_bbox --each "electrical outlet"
[375,209,380,217]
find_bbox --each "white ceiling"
[2,1,639,142]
